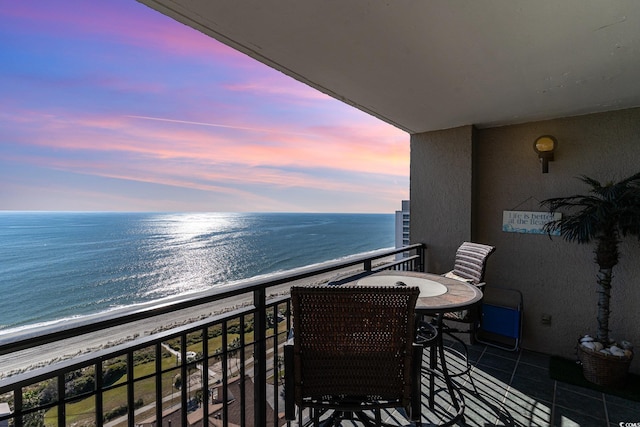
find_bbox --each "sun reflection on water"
[138,213,248,298]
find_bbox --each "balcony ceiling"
[139,1,640,134]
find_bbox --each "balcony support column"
[410,125,477,273]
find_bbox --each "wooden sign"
[502,210,561,235]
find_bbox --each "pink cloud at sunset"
[224,78,334,102]
[0,1,409,213]
[10,110,408,177]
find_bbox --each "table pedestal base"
[421,314,469,426]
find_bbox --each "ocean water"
[0,211,394,333]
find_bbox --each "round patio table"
[355,270,482,314]
[355,270,483,426]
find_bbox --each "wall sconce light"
[534,135,557,173]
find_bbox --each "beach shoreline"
[1,263,380,378]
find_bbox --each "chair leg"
[469,318,478,344]
[442,328,473,383]
[318,409,344,427]
[284,343,296,421]
[354,410,381,426]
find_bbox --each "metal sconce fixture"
[534,135,557,173]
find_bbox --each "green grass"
[43,319,289,426]
[44,354,178,426]
[549,356,640,402]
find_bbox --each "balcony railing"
[0,244,425,427]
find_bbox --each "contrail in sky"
[126,115,318,136]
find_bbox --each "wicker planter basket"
[577,345,633,388]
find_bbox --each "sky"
[0,1,409,213]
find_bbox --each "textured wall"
[411,108,640,373]
[410,125,475,274]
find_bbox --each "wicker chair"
[441,241,496,341]
[285,285,423,426]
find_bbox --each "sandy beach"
[0,263,375,378]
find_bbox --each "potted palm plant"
[541,171,640,387]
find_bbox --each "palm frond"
[544,208,601,243]
[540,172,640,243]
[616,171,640,187]
[578,175,603,190]
[617,179,640,237]
[541,195,604,213]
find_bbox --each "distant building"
[395,200,410,260]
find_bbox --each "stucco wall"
[411,108,640,373]
[410,125,475,273]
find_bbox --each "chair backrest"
[451,242,496,285]
[290,285,419,407]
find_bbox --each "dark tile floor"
[416,341,640,426]
[302,340,640,426]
